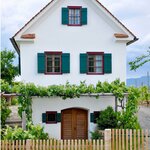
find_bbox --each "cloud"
[139,33,150,46]
[1,0,50,36]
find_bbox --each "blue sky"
[1,0,150,79]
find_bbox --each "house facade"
[11,0,137,139]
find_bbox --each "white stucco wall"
[16,0,128,86]
[32,96,115,139]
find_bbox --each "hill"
[127,76,150,87]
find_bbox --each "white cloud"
[1,0,50,36]
[139,34,150,46]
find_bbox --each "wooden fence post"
[26,139,31,150]
[104,129,111,150]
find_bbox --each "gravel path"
[6,106,22,127]
[138,105,150,129]
[138,105,150,149]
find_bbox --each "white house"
[11,0,137,139]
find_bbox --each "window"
[45,52,62,74]
[68,6,81,25]
[46,111,57,124]
[37,52,70,74]
[90,111,101,123]
[94,111,101,123]
[87,52,104,74]
[62,7,87,26]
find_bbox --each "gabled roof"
[10,0,138,54]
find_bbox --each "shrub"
[11,98,18,105]
[96,106,118,130]
[0,97,11,127]
[1,123,49,140]
[91,130,103,140]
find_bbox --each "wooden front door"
[61,108,88,139]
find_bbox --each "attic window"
[68,6,81,26]
[62,7,87,25]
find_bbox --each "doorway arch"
[61,108,88,139]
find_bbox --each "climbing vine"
[1,79,141,126]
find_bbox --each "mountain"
[126,76,150,87]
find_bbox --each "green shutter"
[81,8,87,25]
[90,113,94,122]
[62,53,70,73]
[62,8,69,25]
[80,53,87,73]
[42,113,46,123]
[104,53,112,73]
[37,53,45,73]
[57,113,61,122]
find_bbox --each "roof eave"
[127,37,139,46]
[10,37,20,55]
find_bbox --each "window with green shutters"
[80,52,112,74]
[37,52,70,74]
[42,112,61,124]
[90,111,101,123]
[62,7,87,26]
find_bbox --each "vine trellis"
[1,79,140,128]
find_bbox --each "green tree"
[1,49,19,84]
[129,48,150,71]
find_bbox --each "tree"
[129,48,150,71]
[1,49,19,84]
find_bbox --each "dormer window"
[68,6,81,26]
